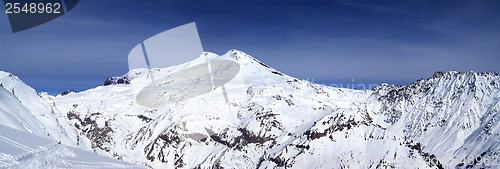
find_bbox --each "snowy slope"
[0,124,146,168]
[0,86,49,137]
[0,71,79,147]
[370,71,500,168]
[1,50,499,168]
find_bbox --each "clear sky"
[1,0,499,95]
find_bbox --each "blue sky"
[1,0,499,95]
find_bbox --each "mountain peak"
[221,50,284,76]
[430,70,499,79]
[105,50,288,87]
[224,49,248,59]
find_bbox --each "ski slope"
[0,124,145,168]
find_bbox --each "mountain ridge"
[1,50,499,168]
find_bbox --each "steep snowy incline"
[370,71,500,168]
[0,124,146,168]
[0,71,79,146]
[0,86,47,136]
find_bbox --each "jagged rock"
[104,76,130,86]
[60,90,76,96]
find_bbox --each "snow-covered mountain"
[0,71,79,146]
[1,50,499,168]
[0,72,145,168]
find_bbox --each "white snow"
[0,124,145,168]
[1,50,499,168]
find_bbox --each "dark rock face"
[66,110,113,153]
[104,76,130,86]
[61,90,76,96]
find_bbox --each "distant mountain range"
[1,50,499,168]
